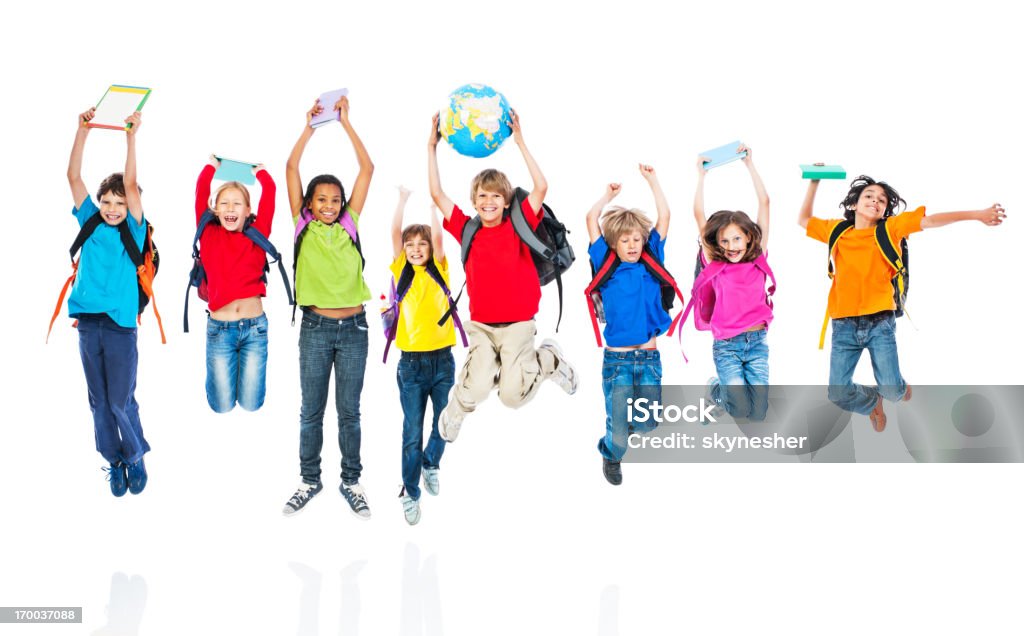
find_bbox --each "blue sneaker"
[282,482,324,516]
[339,482,371,520]
[126,458,147,495]
[104,462,128,497]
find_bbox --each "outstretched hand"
[510,108,523,145]
[429,112,442,148]
[978,203,1007,226]
[605,182,622,201]
[79,107,96,128]
[738,143,752,164]
[334,95,350,124]
[306,99,324,128]
[124,111,141,135]
[208,154,221,168]
[252,163,267,176]
[639,163,658,182]
[397,185,412,200]
[697,155,711,176]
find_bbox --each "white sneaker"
[339,482,371,520]
[400,489,421,525]
[540,338,578,395]
[422,468,440,496]
[439,399,464,443]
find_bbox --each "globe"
[440,83,512,158]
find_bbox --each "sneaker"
[439,403,464,443]
[282,482,323,516]
[400,489,421,525]
[602,458,623,486]
[540,338,578,395]
[104,462,128,497]
[340,482,371,519]
[422,468,440,496]
[125,458,147,495]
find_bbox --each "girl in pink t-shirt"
[691,144,774,420]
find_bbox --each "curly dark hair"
[840,175,906,222]
[303,174,346,216]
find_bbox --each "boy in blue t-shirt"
[65,107,151,497]
[585,164,672,486]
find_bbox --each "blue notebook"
[701,141,747,170]
[214,157,257,185]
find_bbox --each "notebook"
[214,157,258,185]
[89,85,152,130]
[700,141,747,170]
[800,164,847,180]
[310,88,350,128]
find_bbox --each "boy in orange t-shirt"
[799,175,1005,431]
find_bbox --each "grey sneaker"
[439,402,464,443]
[283,481,323,516]
[540,338,578,395]
[422,468,440,496]
[340,482,371,519]
[400,489,421,525]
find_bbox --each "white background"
[1,1,1022,634]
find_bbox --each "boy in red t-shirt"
[426,110,578,442]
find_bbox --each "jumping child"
[800,173,1005,431]
[427,109,578,443]
[282,95,375,518]
[584,164,672,485]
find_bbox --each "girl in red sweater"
[194,157,276,413]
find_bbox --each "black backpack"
[459,187,575,329]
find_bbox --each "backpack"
[819,217,909,348]
[380,259,468,363]
[678,248,776,361]
[184,209,294,333]
[459,187,575,329]
[47,212,165,344]
[583,242,686,348]
[291,206,363,325]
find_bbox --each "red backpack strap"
[46,260,79,344]
[583,251,621,347]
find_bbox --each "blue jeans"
[77,314,150,464]
[298,309,369,485]
[710,329,769,420]
[398,348,454,500]
[206,314,268,413]
[599,349,662,462]
[828,312,907,415]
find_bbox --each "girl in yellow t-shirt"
[387,187,462,525]
[800,174,1005,433]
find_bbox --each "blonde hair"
[470,169,513,205]
[213,181,252,209]
[600,206,653,246]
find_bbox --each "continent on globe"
[441,83,513,158]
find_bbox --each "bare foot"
[869,396,887,432]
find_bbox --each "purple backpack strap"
[293,208,313,241]
[338,209,358,244]
[752,254,777,305]
[676,259,729,362]
[382,277,400,364]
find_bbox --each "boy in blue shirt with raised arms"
[65,107,151,496]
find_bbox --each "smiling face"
[614,230,645,263]
[98,191,128,225]
[474,187,507,227]
[853,184,889,225]
[310,183,344,225]
[404,233,432,266]
[717,223,751,263]
[215,186,251,232]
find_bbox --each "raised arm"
[510,109,548,213]
[336,96,374,215]
[196,156,218,224]
[431,204,445,262]
[693,155,709,235]
[427,113,454,220]
[391,186,411,258]
[586,183,621,244]
[252,164,276,236]
[739,144,769,248]
[798,178,820,229]
[920,204,1006,229]
[122,111,144,224]
[67,108,94,209]
[640,164,670,238]
[286,101,320,218]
